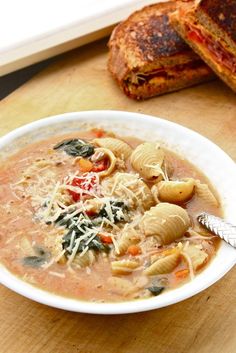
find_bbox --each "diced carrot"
[57,254,67,265]
[127,245,141,256]
[78,158,93,172]
[175,269,189,279]
[91,128,105,138]
[85,209,97,217]
[99,234,113,244]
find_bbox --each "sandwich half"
[170,0,236,93]
[108,1,214,100]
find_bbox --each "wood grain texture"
[0,38,236,353]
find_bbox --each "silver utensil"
[197,212,236,249]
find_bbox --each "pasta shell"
[111,259,140,275]
[150,184,160,203]
[157,178,195,203]
[116,228,141,255]
[72,250,96,268]
[107,277,135,295]
[130,142,165,181]
[102,172,154,210]
[108,276,148,296]
[144,250,180,276]
[92,147,117,177]
[93,137,132,160]
[183,244,208,271]
[139,203,190,244]
[194,180,219,207]
[140,236,160,253]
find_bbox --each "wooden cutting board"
[0,38,236,353]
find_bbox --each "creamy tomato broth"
[0,129,221,302]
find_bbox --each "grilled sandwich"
[170,0,236,93]
[108,1,214,100]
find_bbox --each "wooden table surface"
[0,38,236,353]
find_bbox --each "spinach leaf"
[55,212,75,228]
[98,201,128,222]
[22,245,51,268]
[147,286,165,296]
[55,200,128,257]
[22,256,46,268]
[62,216,97,253]
[82,236,111,253]
[61,215,111,256]
[53,139,94,157]
[33,246,50,259]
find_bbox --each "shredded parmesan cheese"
[181,251,195,280]
[49,271,65,278]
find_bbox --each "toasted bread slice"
[170,0,236,93]
[108,1,214,100]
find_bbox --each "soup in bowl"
[0,111,235,314]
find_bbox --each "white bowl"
[0,110,235,314]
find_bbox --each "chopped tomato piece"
[67,173,97,202]
[99,234,113,244]
[127,245,141,256]
[91,128,105,138]
[78,158,93,172]
[92,158,109,173]
[85,209,97,217]
[188,30,204,44]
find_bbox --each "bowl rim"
[0,109,236,314]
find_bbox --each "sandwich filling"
[125,60,209,86]
[185,24,236,75]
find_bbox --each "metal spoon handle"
[197,212,236,249]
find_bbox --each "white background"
[0,0,161,74]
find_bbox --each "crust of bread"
[109,2,191,70]
[108,1,213,100]
[198,0,236,49]
[170,4,236,93]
